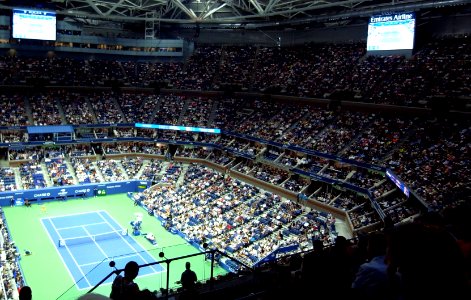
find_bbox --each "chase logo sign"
[34,192,51,197]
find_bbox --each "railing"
[55,246,251,300]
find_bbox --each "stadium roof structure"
[1,0,470,28]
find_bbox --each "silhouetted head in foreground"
[19,286,32,300]
[387,222,467,300]
[124,260,139,281]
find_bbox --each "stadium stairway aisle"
[329,193,341,205]
[24,97,34,125]
[337,132,362,156]
[40,162,53,187]
[115,160,129,180]
[111,96,127,123]
[55,98,68,124]
[282,110,310,138]
[117,61,127,78]
[64,157,80,184]
[207,101,219,126]
[0,159,8,167]
[176,164,189,187]
[345,170,355,180]
[147,97,162,124]
[160,162,170,180]
[135,159,150,179]
[371,178,387,190]
[85,97,99,123]
[177,98,191,125]
[92,160,106,182]
[13,168,23,190]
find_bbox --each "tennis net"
[58,229,128,247]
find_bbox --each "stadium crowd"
[0,34,469,298]
[1,89,467,215]
[0,208,25,299]
[1,36,469,108]
[137,164,338,267]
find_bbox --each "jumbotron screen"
[386,170,410,198]
[367,13,415,51]
[12,9,57,41]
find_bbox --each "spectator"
[109,261,155,300]
[321,235,356,295]
[301,240,327,284]
[351,231,395,300]
[110,261,140,300]
[180,262,197,293]
[145,232,157,245]
[19,286,32,300]
[387,221,468,300]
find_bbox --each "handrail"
[87,249,253,296]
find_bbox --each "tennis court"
[41,210,164,289]
[3,194,227,300]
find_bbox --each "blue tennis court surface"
[41,210,163,289]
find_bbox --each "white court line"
[76,258,161,291]
[76,251,162,288]
[74,271,166,290]
[78,260,110,268]
[77,251,140,269]
[41,217,92,288]
[107,252,147,263]
[82,226,110,260]
[40,210,106,220]
[56,221,108,231]
[110,251,166,274]
[49,219,93,287]
[97,211,163,274]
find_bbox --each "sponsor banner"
[0,180,151,206]
[97,189,107,196]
